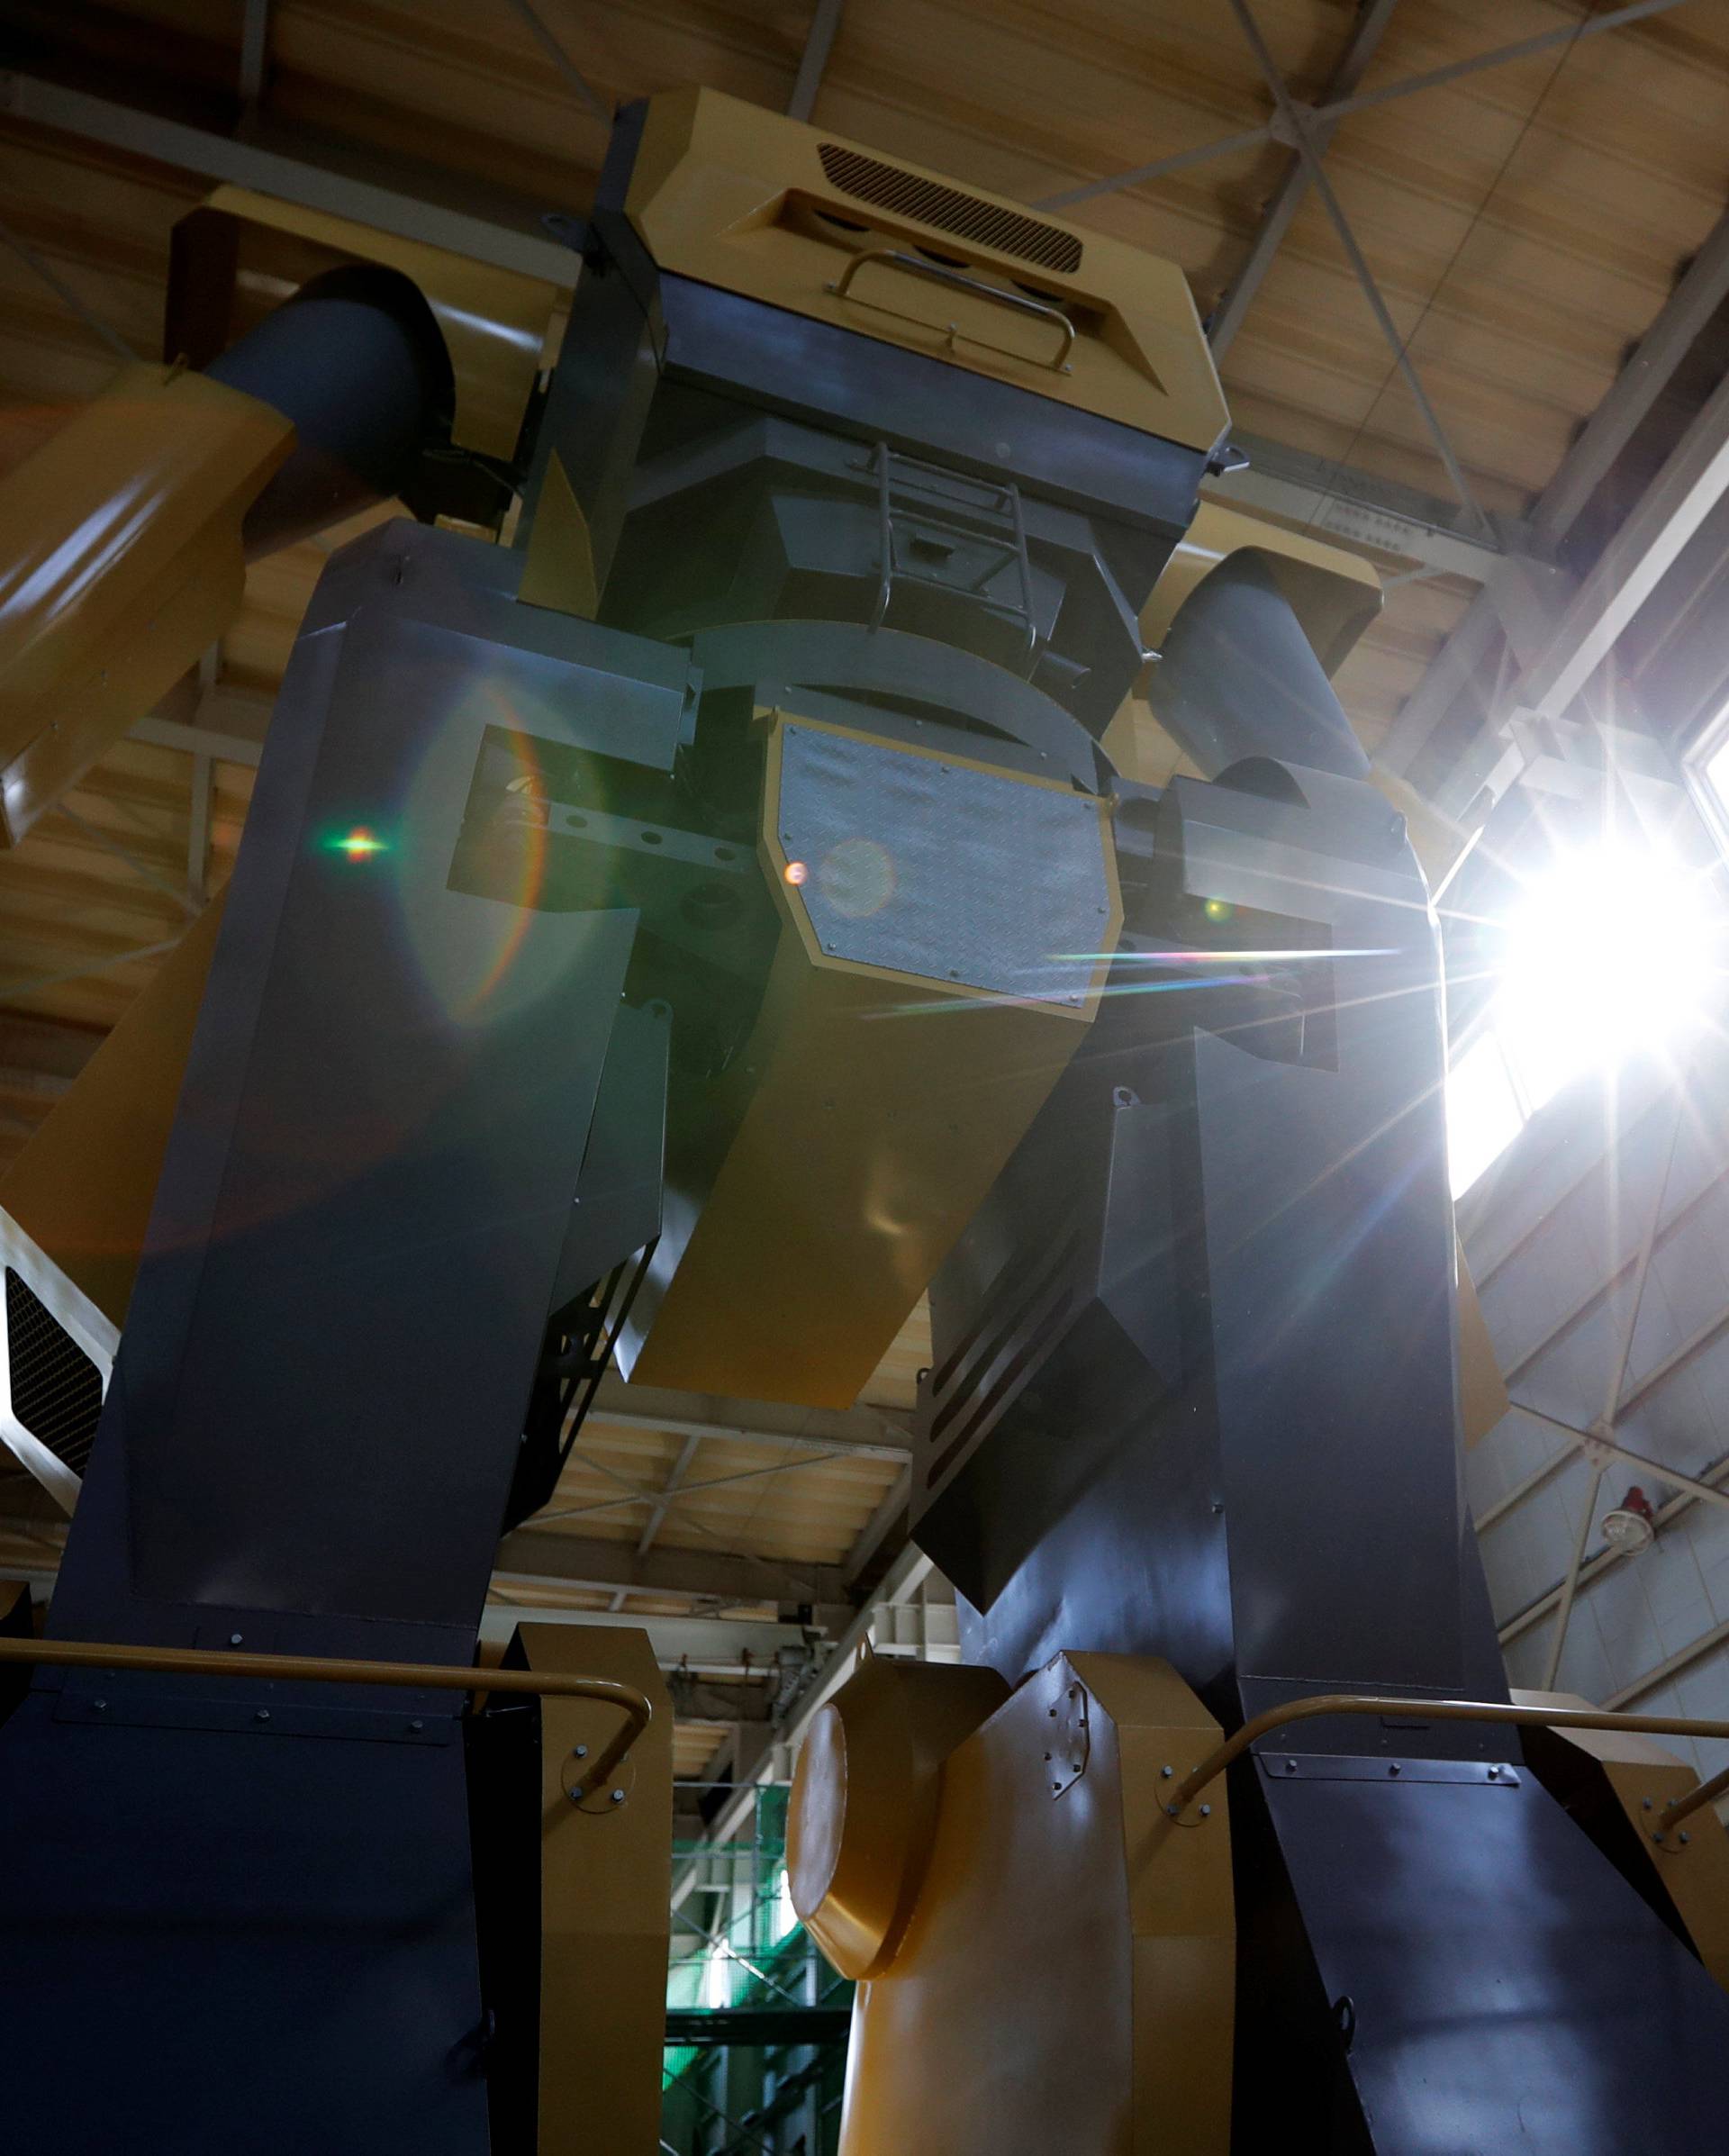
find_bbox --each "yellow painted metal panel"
[628,710,1119,1409]
[519,1622,673,2156]
[1,892,225,1326]
[813,1652,1233,2154]
[0,365,292,847]
[627,87,1229,452]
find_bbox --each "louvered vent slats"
[818,144,1083,276]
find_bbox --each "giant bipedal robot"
[0,86,1726,2156]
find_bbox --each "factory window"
[1688,709,1729,861]
[1446,1028,1526,1198]
[1446,831,1725,1197]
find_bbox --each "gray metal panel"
[50,521,682,1647]
[778,721,1108,1003]
[657,272,1206,539]
[0,1693,491,2154]
[1263,1768,1729,2153]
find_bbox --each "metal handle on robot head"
[827,247,1078,373]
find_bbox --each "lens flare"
[1496,839,1724,1107]
[783,859,810,886]
[333,827,386,858]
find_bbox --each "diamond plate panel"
[776,721,1109,1005]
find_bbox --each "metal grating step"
[5,1266,102,1477]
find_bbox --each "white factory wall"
[1461,1028,1729,1788]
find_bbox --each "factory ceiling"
[3,0,1729,1782]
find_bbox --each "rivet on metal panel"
[1283,1758,1297,1774]
[409,1718,424,1733]
[611,1789,626,1806]
[229,1633,244,1645]
[255,1709,270,1723]
[574,1744,588,1759]
[1681,1833,1692,1845]
[1199,1803,1211,1817]
[1388,1762,1401,1776]
[1160,1763,1172,1777]
[93,1699,107,1712]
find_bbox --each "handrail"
[826,248,1077,372]
[0,1635,652,1794]
[1163,1691,1729,1836]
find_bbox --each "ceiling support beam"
[1225,0,1489,537]
[1208,0,1402,362]
[583,1374,910,1462]
[1209,430,1519,584]
[787,0,846,124]
[1510,364,1729,729]
[238,0,270,110]
[1038,0,1697,211]
[1380,194,1729,803]
[0,73,578,287]
[497,0,608,123]
[494,1526,845,1608]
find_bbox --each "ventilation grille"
[5,1268,102,1477]
[818,143,1083,275]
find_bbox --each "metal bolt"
[229,1632,244,1645]
[1044,1750,1053,1762]
[1681,1832,1692,1845]
[1388,1762,1401,1777]
[1160,1764,1172,1778]
[569,1785,585,1802]
[1199,1803,1211,1818]
[1486,1764,1498,1780]
[1653,1828,1668,1843]
[93,1699,107,1712]
[575,1744,589,1759]
[255,1709,270,1723]
[1643,1797,1653,1810]
[1284,1758,1297,1774]
[611,1789,626,1806]
[1165,1802,1180,1817]
[1049,1706,1058,1718]
[409,1718,424,1734]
